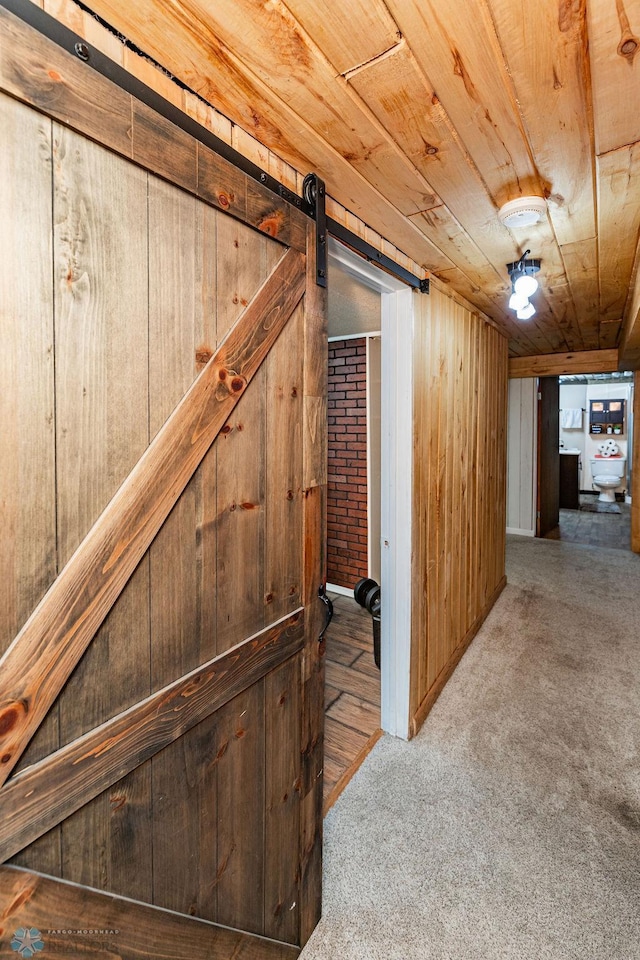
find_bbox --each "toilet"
[589,451,627,503]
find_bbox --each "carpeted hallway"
[301,535,640,960]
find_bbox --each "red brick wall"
[327,338,368,589]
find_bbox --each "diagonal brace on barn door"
[0,866,300,960]
[0,610,304,863]
[0,247,306,789]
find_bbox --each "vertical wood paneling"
[264,656,301,943]
[0,94,55,658]
[1,94,60,875]
[411,306,427,715]
[411,287,508,728]
[215,683,266,935]
[147,178,214,916]
[197,206,223,666]
[265,303,304,622]
[458,310,471,632]
[489,328,498,575]
[52,125,152,901]
[214,374,266,655]
[214,217,280,654]
[152,720,213,917]
[443,304,455,668]
[149,179,201,680]
[425,294,440,693]
[299,222,327,946]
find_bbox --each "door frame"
[328,240,413,740]
[536,375,561,537]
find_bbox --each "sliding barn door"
[0,8,326,957]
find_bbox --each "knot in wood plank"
[258,209,284,237]
[0,701,29,764]
[217,367,247,397]
[217,190,234,209]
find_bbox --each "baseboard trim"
[506,526,535,537]
[326,582,354,598]
[410,575,507,738]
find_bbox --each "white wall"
[507,378,537,536]
[559,383,587,486]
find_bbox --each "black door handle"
[318,584,334,642]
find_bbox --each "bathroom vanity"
[559,451,580,509]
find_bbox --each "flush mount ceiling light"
[507,249,541,320]
[516,301,536,320]
[498,196,547,229]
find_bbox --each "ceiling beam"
[508,349,619,379]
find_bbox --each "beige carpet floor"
[301,535,640,960]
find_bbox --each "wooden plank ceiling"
[83,0,640,358]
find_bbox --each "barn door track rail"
[327,217,430,293]
[0,0,426,293]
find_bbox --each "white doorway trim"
[366,334,382,584]
[380,287,413,740]
[328,238,413,740]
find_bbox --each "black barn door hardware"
[354,578,381,669]
[327,218,429,293]
[317,584,334,642]
[303,173,327,288]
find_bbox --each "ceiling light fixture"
[508,286,529,311]
[507,249,541,320]
[516,301,536,321]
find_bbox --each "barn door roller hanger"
[303,173,327,288]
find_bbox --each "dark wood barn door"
[536,376,560,537]
[0,8,326,957]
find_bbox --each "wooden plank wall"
[0,94,59,873]
[0,87,314,947]
[410,284,508,733]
